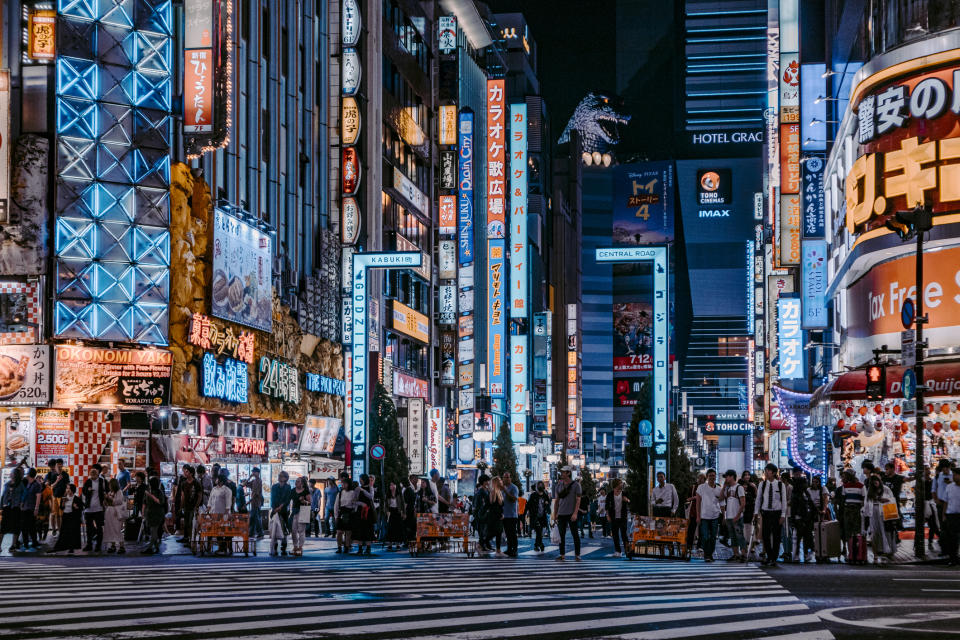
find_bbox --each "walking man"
[757,463,788,566]
[552,466,582,561]
[695,469,723,562]
[501,472,520,557]
[81,464,109,553]
[269,471,293,556]
[605,478,630,558]
[721,470,747,561]
[651,471,679,517]
[244,467,264,539]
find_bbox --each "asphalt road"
[768,561,960,638]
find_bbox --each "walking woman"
[52,484,83,554]
[863,474,897,564]
[0,467,23,552]
[487,477,505,557]
[103,478,128,554]
[334,476,358,554]
[385,481,406,551]
[789,475,816,562]
[402,475,417,543]
[290,476,311,557]
[526,481,549,552]
[141,476,167,554]
[354,474,376,555]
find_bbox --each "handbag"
[297,508,311,524]
[881,502,899,521]
[549,523,560,545]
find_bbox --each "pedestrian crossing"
[0,554,834,639]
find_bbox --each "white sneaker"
[806,552,816,563]
[613,552,622,558]
[495,551,506,558]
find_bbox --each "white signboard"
[299,415,341,455]
[0,345,50,406]
[212,209,273,331]
[426,407,446,473]
[439,285,457,324]
[438,240,457,280]
[342,48,361,96]
[342,0,361,47]
[408,398,424,474]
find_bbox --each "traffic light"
[886,204,933,240]
[866,364,885,400]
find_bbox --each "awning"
[816,360,960,403]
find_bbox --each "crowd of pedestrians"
[2,455,958,566]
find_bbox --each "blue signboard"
[777,294,805,379]
[457,111,474,265]
[201,354,249,404]
[802,240,828,328]
[801,154,826,237]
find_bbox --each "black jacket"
[605,491,629,520]
[81,477,108,510]
[526,491,549,523]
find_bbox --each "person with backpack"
[789,475,816,563]
[757,463,788,566]
[526,481,549,552]
[552,466,583,561]
[721,470,746,561]
[140,476,167,554]
[487,477,505,556]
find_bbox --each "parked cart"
[192,513,255,556]
[629,516,689,560]
[410,513,473,557]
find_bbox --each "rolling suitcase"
[814,520,841,561]
[848,533,867,564]
[125,516,143,542]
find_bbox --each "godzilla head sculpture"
[558,91,631,153]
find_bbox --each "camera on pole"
[865,364,885,400]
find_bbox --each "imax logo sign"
[699,209,731,218]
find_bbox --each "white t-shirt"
[722,483,745,520]
[696,483,723,520]
[944,481,960,515]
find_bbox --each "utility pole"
[886,204,932,559]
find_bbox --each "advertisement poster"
[408,399,424,475]
[2,407,34,466]
[614,377,650,408]
[612,162,675,245]
[299,416,342,455]
[440,331,456,387]
[212,209,274,331]
[457,111,474,264]
[0,345,50,406]
[426,406,446,473]
[612,302,653,372]
[35,408,71,466]
[54,345,172,406]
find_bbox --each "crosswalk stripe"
[0,553,833,640]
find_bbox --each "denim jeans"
[249,507,264,538]
[699,517,720,559]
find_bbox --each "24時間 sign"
[258,357,301,404]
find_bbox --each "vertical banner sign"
[458,111,474,265]
[426,407,446,473]
[488,239,506,397]
[486,80,506,238]
[777,294,804,379]
[439,195,456,236]
[184,49,214,133]
[566,304,579,451]
[509,104,529,444]
[350,253,422,477]
[779,194,801,266]
[532,312,549,427]
[510,335,528,443]
[27,10,57,60]
[438,16,457,54]
[184,0,214,48]
[801,240,827,328]
[801,155,825,237]
[746,240,755,335]
[0,72,9,223]
[408,399,424,475]
[596,247,670,477]
[439,105,457,146]
[509,104,528,318]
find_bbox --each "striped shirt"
[841,481,865,505]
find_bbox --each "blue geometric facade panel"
[134,0,173,37]
[57,97,98,139]
[98,0,135,28]
[132,108,170,150]
[56,0,172,345]
[56,218,97,260]
[57,138,97,180]
[98,102,134,146]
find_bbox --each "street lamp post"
[886,204,933,560]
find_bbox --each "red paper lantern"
[934,422,943,432]
[927,404,934,415]
[901,423,909,434]
[858,406,868,416]
[893,405,902,416]
[846,407,854,417]
[875,404,883,414]
[837,418,845,429]
[951,420,959,431]
[942,404,951,414]
[850,423,858,433]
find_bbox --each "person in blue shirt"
[501,471,520,558]
[310,481,324,537]
[323,479,339,537]
[116,460,131,496]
